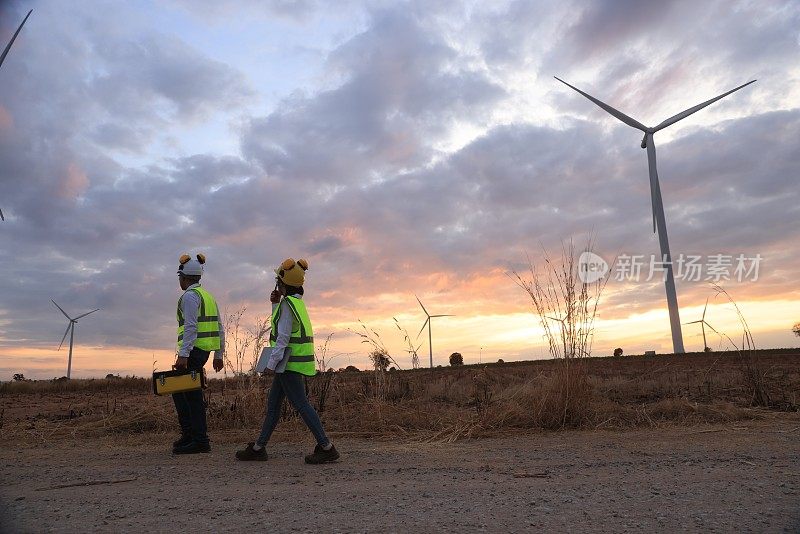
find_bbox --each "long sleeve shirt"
[178,283,225,360]
[266,296,301,373]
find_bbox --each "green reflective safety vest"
[270,295,315,376]
[177,286,221,352]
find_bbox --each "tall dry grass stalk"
[394,317,421,369]
[510,238,611,428]
[707,284,769,407]
[511,239,609,362]
[223,305,270,377]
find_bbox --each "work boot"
[304,443,339,464]
[235,442,268,461]
[173,434,192,449]
[173,441,211,455]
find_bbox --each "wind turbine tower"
[415,295,453,368]
[52,300,99,379]
[555,76,755,354]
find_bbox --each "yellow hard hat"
[275,258,308,287]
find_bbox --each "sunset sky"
[1,0,799,379]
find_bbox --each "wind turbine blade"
[703,321,723,338]
[683,320,704,325]
[0,208,4,221]
[430,314,454,318]
[74,308,100,320]
[554,76,648,132]
[58,323,71,350]
[0,9,33,69]
[701,298,709,322]
[415,295,429,317]
[416,318,429,339]
[653,80,756,132]
[51,300,72,320]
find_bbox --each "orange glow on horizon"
[2,296,798,380]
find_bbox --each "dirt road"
[1,418,798,533]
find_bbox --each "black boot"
[235,442,268,461]
[173,434,192,449]
[173,441,211,455]
[304,443,339,464]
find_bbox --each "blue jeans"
[256,371,330,447]
[172,348,209,445]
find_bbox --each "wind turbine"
[684,298,715,352]
[415,295,453,368]
[52,300,99,379]
[0,8,33,222]
[555,76,756,354]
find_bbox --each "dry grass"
[1,350,797,443]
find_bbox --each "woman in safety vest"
[236,258,339,463]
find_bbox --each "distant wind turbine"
[555,76,756,354]
[52,300,99,379]
[1,9,33,222]
[684,298,715,352]
[415,295,453,368]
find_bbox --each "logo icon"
[578,251,609,283]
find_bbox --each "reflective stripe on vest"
[177,286,221,352]
[270,295,316,376]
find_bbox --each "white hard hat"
[178,253,205,277]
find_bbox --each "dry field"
[1,349,798,442]
[0,350,800,443]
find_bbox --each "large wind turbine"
[52,300,99,379]
[0,9,33,222]
[555,76,756,354]
[415,295,453,368]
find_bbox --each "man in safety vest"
[236,258,339,463]
[172,253,225,454]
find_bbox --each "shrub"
[613,348,623,357]
[370,350,391,372]
[449,352,463,366]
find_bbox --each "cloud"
[168,0,326,24]
[242,8,505,186]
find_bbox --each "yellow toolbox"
[152,368,206,395]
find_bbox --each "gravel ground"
[1,418,798,533]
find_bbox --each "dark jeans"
[256,371,330,448]
[172,348,210,445]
